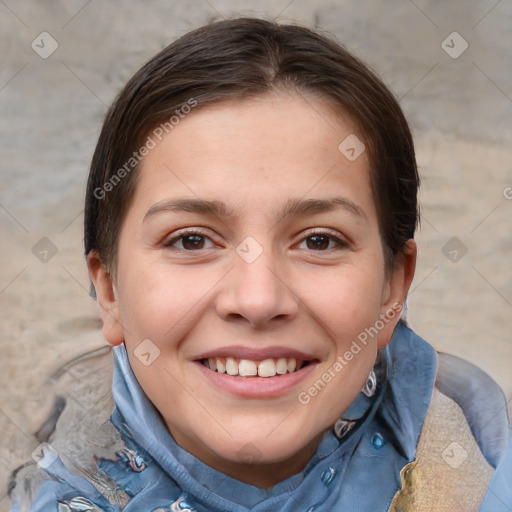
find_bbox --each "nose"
[215,248,299,328]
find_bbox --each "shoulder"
[435,351,510,468]
[9,420,129,512]
[8,346,127,511]
[389,344,511,511]
[389,321,510,467]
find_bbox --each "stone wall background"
[1,1,511,508]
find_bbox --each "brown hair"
[84,17,419,274]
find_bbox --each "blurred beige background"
[1,0,511,508]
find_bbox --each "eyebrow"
[143,196,367,222]
[144,198,236,221]
[279,197,367,221]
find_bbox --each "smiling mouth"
[199,357,312,378]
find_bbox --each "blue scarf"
[11,323,512,511]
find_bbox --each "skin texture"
[88,91,416,488]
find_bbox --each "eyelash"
[163,228,216,251]
[163,228,349,252]
[298,229,349,251]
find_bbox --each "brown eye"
[306,235,330,250]
[297,231,348,252]
[181,234,205,250]
[165,231,215,251]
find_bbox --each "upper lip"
[194,346,317,361]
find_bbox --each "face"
[89,92,415,487]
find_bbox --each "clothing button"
[169,497,194,511]
[370,432,385,449]
[321,467,336,485]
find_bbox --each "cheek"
[116,259,220,345]
[298,265,384,337]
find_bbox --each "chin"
[223,430,316,466]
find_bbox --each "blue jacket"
[9,323,512,511]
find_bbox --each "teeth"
[216,357,225,374]
[276,358,288,375]
[226,357,238,376]
[205,357,303,377]
[239,359,258,376]
[258,359,276,377]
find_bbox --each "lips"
[194,346,317,398]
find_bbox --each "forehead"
[129,92,377,225]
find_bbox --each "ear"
[87,252,125,346]
[377,239,417,349]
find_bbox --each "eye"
[296,231,348,251]
[164,230,215,251]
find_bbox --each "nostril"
[228,313,245,320]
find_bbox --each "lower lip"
[194,361,317,398]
